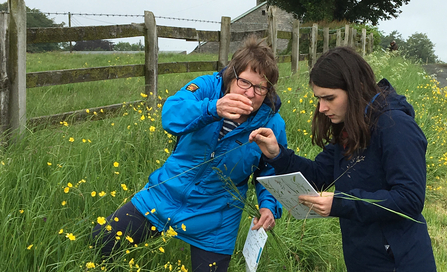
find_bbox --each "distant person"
[389,40,398,51]
[92,36,287,272]
[249,46,436,271]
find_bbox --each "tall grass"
[0,50,445,271]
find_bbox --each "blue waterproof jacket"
[264,79,436,271]
[132,70,286,255]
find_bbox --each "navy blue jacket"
[265,79,436,271]
[132,70,286,255]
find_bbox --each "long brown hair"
[223,35,279,110]
[310,47,382,158]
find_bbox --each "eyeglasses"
[233,67,269,96]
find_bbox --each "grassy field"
[0,50,446,271]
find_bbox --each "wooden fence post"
[362,28,366,56]
[336,29,341,47]
[144,11,158,105]
[267,6,277,57]
[309,23,318,68]
[368,33,374,54]
[0,11,10,143]
[351,28,356,48]
[218,16,230,71]
[291,19,300,74]
[323,27,329,53]
[344,25,350,46]
[8,0,26,139]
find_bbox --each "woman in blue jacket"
[249,47,436,271]
[92,36,287,271]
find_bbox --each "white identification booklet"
[243,218,268,272]
[257,171,322,219]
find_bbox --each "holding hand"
[252,208,275,231]
[249,128,280,159]
[216,93,253,120]
[299,192,334,217]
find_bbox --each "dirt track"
[423,64,447,88]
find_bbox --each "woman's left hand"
[299,192,334,217]
[252,208,275,231]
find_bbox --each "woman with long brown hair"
[249,46,436,271]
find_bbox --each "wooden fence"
[0,1,374,145]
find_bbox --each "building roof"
[231,1,267,23]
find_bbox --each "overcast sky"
[21,0,447,62]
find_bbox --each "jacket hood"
[373,78,415,118]
[218,67,282,114]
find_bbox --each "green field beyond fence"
[0,51,446,271]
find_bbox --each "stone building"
[192,1,295,54]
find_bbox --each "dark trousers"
[92,201,231,272]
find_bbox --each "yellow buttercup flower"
[66,233,76,241]
[97,217,106,225]
[59,229,63,234]
[27,244,33,250]
[69,137,74,142]
[86,262,95,269]
[159,247,165,253]
[91,191,96,197]
[166,226,178,237]
[113,162,119,167]
[181,223,186,231]
[126,236,134,243]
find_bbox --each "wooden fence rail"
[1,0,375,145]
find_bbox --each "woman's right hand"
[249,128,280,159]
[216,93,253,120]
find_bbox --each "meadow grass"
[0,50,445,271]
[26,52,217,118]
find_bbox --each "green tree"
[0,2,62,52]
[114,41,144,51]
[267,0,410,25]
[403,32,437,63]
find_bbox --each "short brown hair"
[223,35,279,109]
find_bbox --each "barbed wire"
[26,11,221,24]
[25,11,350,31]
